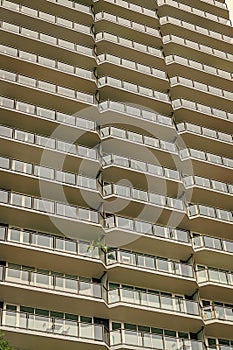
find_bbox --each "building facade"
[0,0,233,349]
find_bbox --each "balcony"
[0,69,95,114]
[193,234,233,269]
[165,55,233,92]
[0,44,96,94]
[203,305,233,338]
[97,76,172,115]
[94,12,161,47]
[188,204,233,238]
[106,247,196,294]
[110,328,204,350]
[180,148,233,183]
[0,21,95,69]
[184,176,233,210]
[102,154,182,195]
[0,189,103,239]
[95,32,164,69]
[177,122,232,158]
[170,76,233,111]
[157,0,231,35]
[97,53,169,91]
[0,309,108,350]
[100,126,179,170]
[0,96,99,147]
[197,266,233,303]
[172,98,233,133]
[108,287,202,332]
[160,16,233,53]
[162,35,233,73]
[0,155,101,209]
[103,183,185,224]
[93,0,158,27]
[91,101,175,142]
[0,124,99,175]
[0,225,105,278]
[0,0,94,47]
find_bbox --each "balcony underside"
[204,320,233,339]
[185,187,232,211]
[194,249,233,270]
[199,283,233,304]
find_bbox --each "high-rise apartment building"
[0,0,232,349]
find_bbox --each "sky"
[226,0,233,23]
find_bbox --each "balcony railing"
[163,34,233,62]
[108,287,200,316]
[196,266,233,286]
[101,126,178,154]
[98,100,174,128]
[193,235,233,254]
[0,96,96,131]
[0,189,101,224]
[180,148,233,169]
[157,0,230,25]
[0,21,93,57]
[47,0,92,14]
[0,155,98,191]
[0,44,95,81]
[177,122,233,144]
[1,0,92,35]
[0,309,108,344]
[103,183,184,211]
[188,204,233,223]
[184,176,233,196]
[203,305,233,322]
[95,32,163,58]
[0,124,98,160]
[0,225,101,260]
[106,247,194,278]
[0,69,94,104]
[165,55,233,81]
[110,328,204,349]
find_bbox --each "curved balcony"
[97,53,169,91]
[93,0,158,27]
[0,155,101,209]
[162,35,233,73]
[0,0,94,47]
[160,16,233,53]
[0,96,99,147]
[95,101,176,142]
[0,225,104,278]
[172,98,233,133]
[106,247,196,294]
[97,76,171,115]
[102,153,182,195]
[94,11,161,47]
[0,44,96,94]
[95,32,164,69]
[197,266,233,303]
[0,189,103,239]
[0,21,95,69]
[203,305,233,338]
[188,204,233,238]
[177,122,232,158]
[108,287,202,332]
[0,265,106,317]
[193,234,233,269]
[0,309,108,350]
[170,76,233,111]
[100,126,179,170]
[0,69,95,114]
[157,0,231,35]
[110,327,204,350]
[180,148,233,183]
[184,175,233,210]
[0,124,99,175]
[103,182,185,223]
[165,55,233,92]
